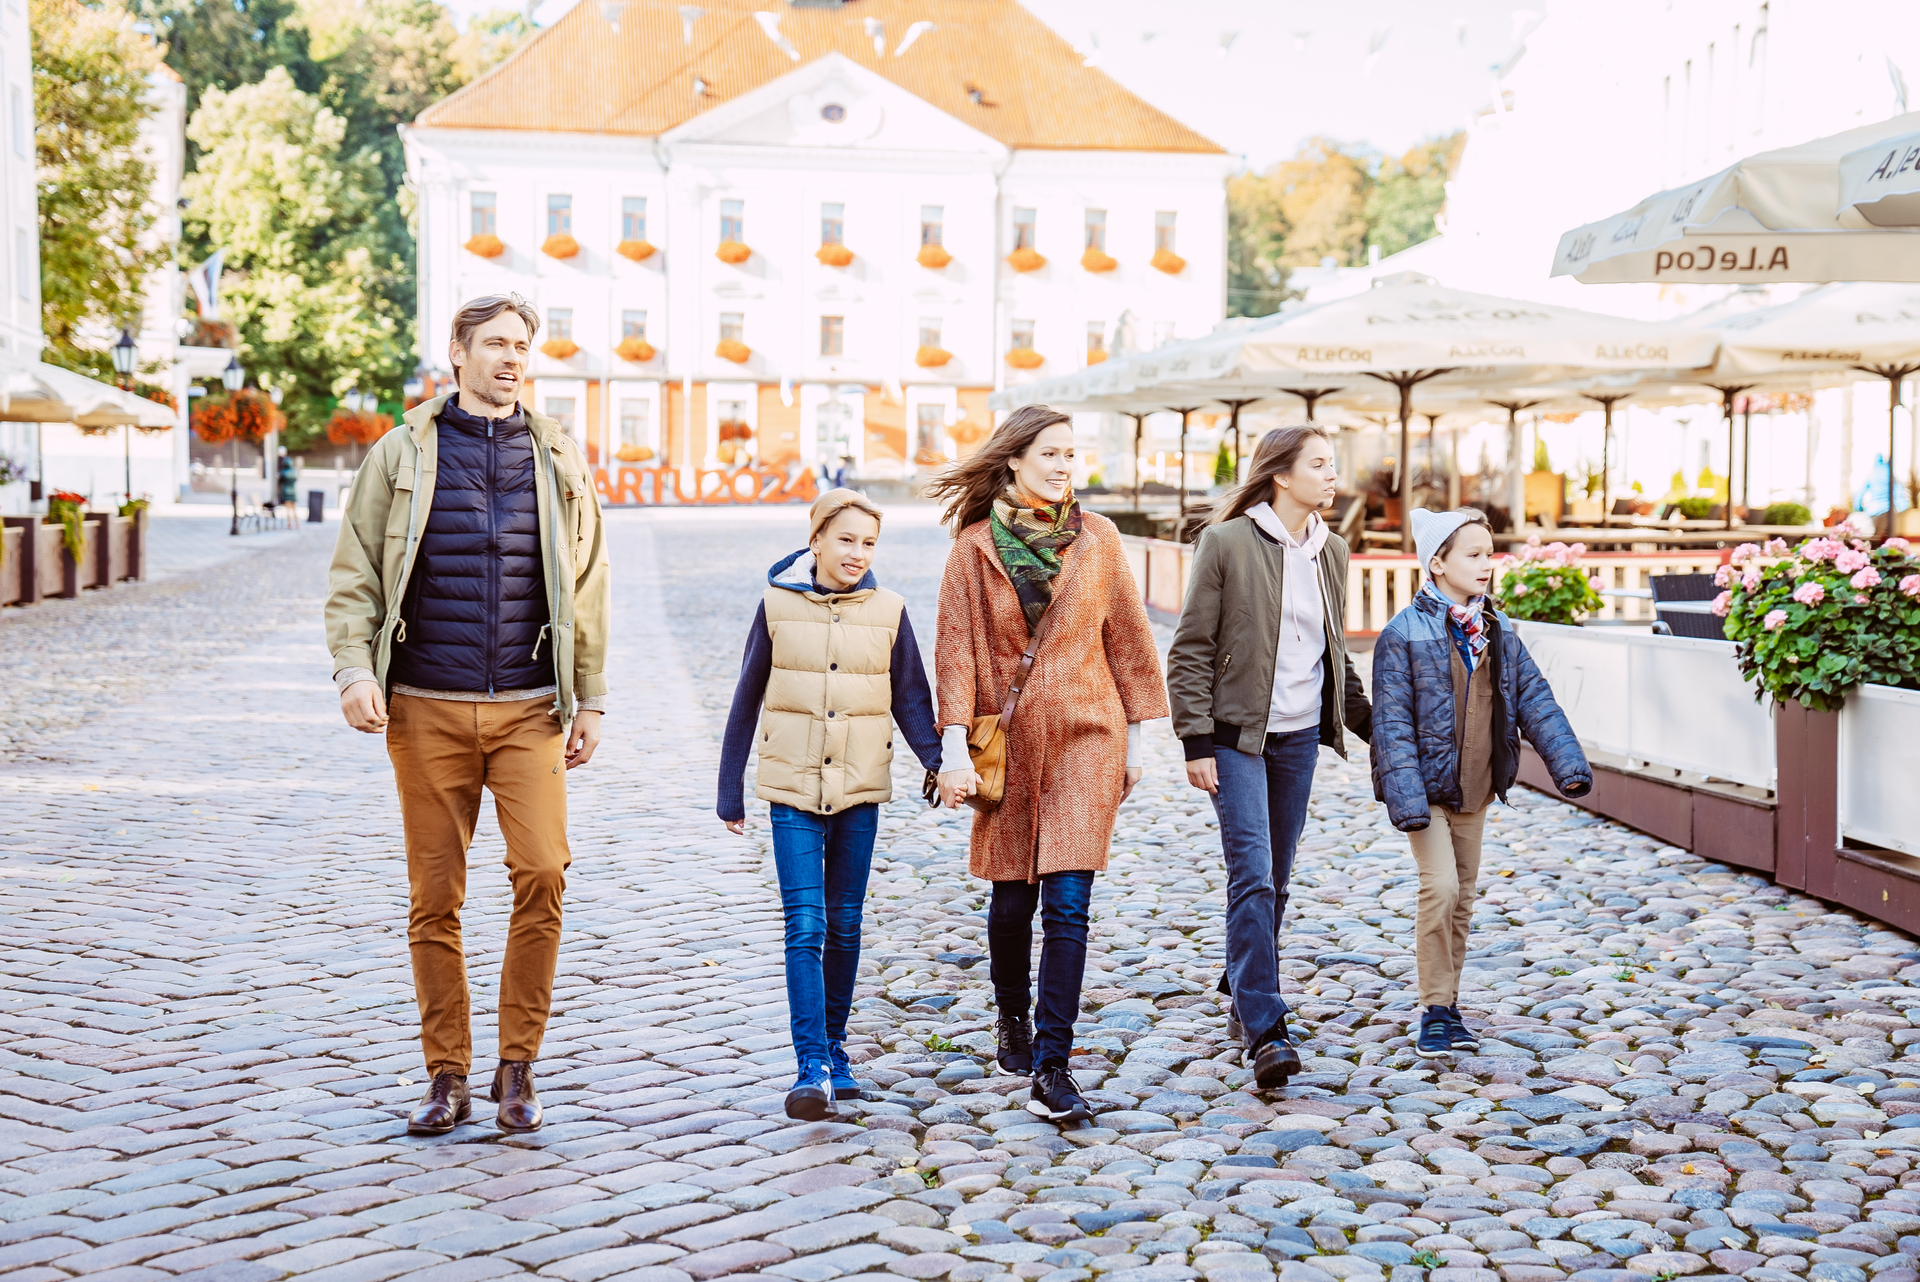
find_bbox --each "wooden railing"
[1118,534,1727,633]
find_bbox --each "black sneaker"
[996,1014,1034,1075]
[1416,1007,1455,1059]
[1251,1028,1302,1090]
[1444,1007,1480,1052]
[1024,1066,1093,1125]
[785,1057,833,1121]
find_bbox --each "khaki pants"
[1408,805,1488,1008]
[387,693,570,1077]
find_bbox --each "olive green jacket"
[323,394,611,720]
[1165,514,1372,759]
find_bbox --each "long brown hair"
[1211,425,1334,525]
[925,404,1073,533]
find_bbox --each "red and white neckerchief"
[1426,583,1489,670]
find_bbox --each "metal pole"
[1397,383,1412,554]
[1587,394,1628,527]
[1742,398,1753,521]
[1129,413,1144,510]
[230,439,239,536]
[124,425,132,503]
[1893,378,1902,527]
[1704,385,1753,533]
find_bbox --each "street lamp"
[223,354,245,536]
[111,329,138,503]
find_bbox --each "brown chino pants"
[1408,804,1488,1009]
[387,693,570,1077]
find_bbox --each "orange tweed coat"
[935,511,1169,882]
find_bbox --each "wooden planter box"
[1,511,145,607]
[0,526,19,605]
[37,520,100,599]
[2,516,49,605]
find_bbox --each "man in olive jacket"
[324,293,611,1136]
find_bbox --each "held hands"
[341,680,389,733]
[1184,757,1219,794]
[937,768,982,809]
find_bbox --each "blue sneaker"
[1444,1007,1480,1052]
[1416,1007,1455,1059]
[826,1042,861,1100]
[786,1057,833,1121]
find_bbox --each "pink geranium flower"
[1714,564,1733,587]
[1733,542,1761,563]
[1764,538,1790,556]
[1792,581,1826,606]
[1835,548,1870,574]
[1711,590,1732,617]
[1885,537,1911,555]
[1804,538,1842,563]
[1742,569,1762,592]
[1764,609,1788,630]
[1902,574,1920,597]
[1851,567,1883,589]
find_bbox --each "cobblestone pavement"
[6,509,1920,1282]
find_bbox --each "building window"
[1012,207,1037,251]
[545,397,576,435]
[919,317,942,349]
[820,315,845,357]
[1087,322,1106,361]
[1155,211,1177,252]
[471,191,497,238]
[720,198,744,243]
[10,85,25,158]
[920,205,944,246]
[820,203,845,246]
[621,310,647,341]
[547,194,572,237]
[619,399,650,452]
[1010,318,1035,350]
[548,308,573,341]
[916,404,944,460]
[622,197,647,241]
[719,312,744,343]
[1084,209,1106,251]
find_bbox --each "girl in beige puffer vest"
[717,490,943,1121]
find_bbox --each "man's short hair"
[451,293,540,353]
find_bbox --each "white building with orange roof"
[400,0,1230,497]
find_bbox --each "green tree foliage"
[32,0,163,370]
[184,67,404,450]
[1213,442,1235,486]
[1226,131,1464,317]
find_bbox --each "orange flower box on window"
[1151,247,1187,274]
[540,338,579,359]
[464,234,506,258]
[1086,350,1108,365]
[615,337,656,363]
[617,239,656,262]
[715,339,751,363]
[1005,348,1044,370]
[542,233,580,259]
[716,241,752,264]
[615,443,656,462]
[816,244,854,267]
[1006,247,1046,273]
[1081,247,1118,272]
[917,244,952,269]
[915,346,952,368]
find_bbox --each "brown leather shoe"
[491,1060,542,1132]
[406,1071,471,1135]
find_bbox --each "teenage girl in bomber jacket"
[717,489,943,1120]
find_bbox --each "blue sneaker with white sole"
[1416,1007,1455,1059]
[785,1057,834,1121]
[826,1042,861,1100]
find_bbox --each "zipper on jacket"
[486,417,497,697]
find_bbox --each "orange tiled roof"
[417,0,1224,154]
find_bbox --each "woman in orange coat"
[928,404,1167,1125]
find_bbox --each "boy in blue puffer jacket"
[1371,509,1592,1058]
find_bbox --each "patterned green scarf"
[989,490,1083,634]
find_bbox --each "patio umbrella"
[1553,110,1920,285]
[0,370,75,423]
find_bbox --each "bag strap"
[996,601,1062,731]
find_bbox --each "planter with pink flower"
[1718,524,1920,711]
[1495,536,1606,626]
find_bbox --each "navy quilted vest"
[388,402,550,693]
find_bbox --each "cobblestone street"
[6,509,1920,1282]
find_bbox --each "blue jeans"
[769,802,879,1069]
[988,871,1095,1070]
[1210,727,1319,1045]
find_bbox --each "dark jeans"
[1210,726,1319,1045]
[988,871,1095,1070]
[769,802,879,1070]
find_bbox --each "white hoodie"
[1246,502,1328,733]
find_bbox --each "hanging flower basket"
[540,338,580,360]
[816,244,855,267]
[326,408,394,447]
[615,337,656,363]
[192,389,283,445]
[542,234,580,259]
[716,241,752,264]
[1006,247,1047,273]
[951,419,989,449]
[185,317,237,348]
[137,383,178,411]
[1151,247,1187,274]
[1086,350,1108,366]
[1005,348,1044,370]
[1081,247,1118,273]
[915,346,952,368]
[616,239,656,262]
[614,443,656,463]
[465,234,507,258]
[917,244,952,269]
[715,339,752,363]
